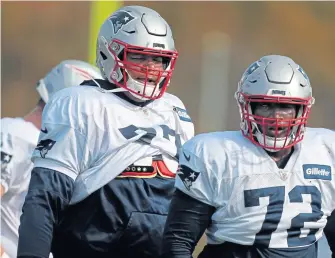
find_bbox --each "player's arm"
[18,167,75,258]
[324,210,335,257]
[161,138,219,258]
[162,189,215,258]
[17,94,88,258]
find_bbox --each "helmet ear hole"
[162,56,171,69]
[295,105,302,118]
[116,49,128,83]
[100,51,107,60]
[250,102,257,113]
[117,50,125,61]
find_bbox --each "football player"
[161,55,335,258]
[1,60,102,258]
[17,5,194,258]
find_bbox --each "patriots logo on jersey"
[109,10,135,34]
[177,165,200,191]
[35,139,56,158]
[1,151,13,170]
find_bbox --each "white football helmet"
[36,60,103,103]
[96,5,178,101]
[235,55,315,151]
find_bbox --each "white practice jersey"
[1,118,40,245]
[176,128,335,249]
[32,85,194,204]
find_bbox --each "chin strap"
[100,87,128,93]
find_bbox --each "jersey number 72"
[244,185,323,247]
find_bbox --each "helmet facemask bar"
[109,39,178,100]
[236,92,314,151]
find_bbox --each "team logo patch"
[239,61,260,85]
[1,151,13,170]
[177,165,200,191]
[303,164,331,180]
[173,107,192,123]
[297,66,310,82]
[109,10,135,34]
[36,139,56,158]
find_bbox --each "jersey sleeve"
[175,135,220,206]
[172,95,195,142]
[32,91,93,180]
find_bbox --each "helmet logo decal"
[297,66,310,82]
[240,61,260,86]
[109,11,135,34]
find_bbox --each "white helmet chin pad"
[254,127,294,152]
[125,72,167,101]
